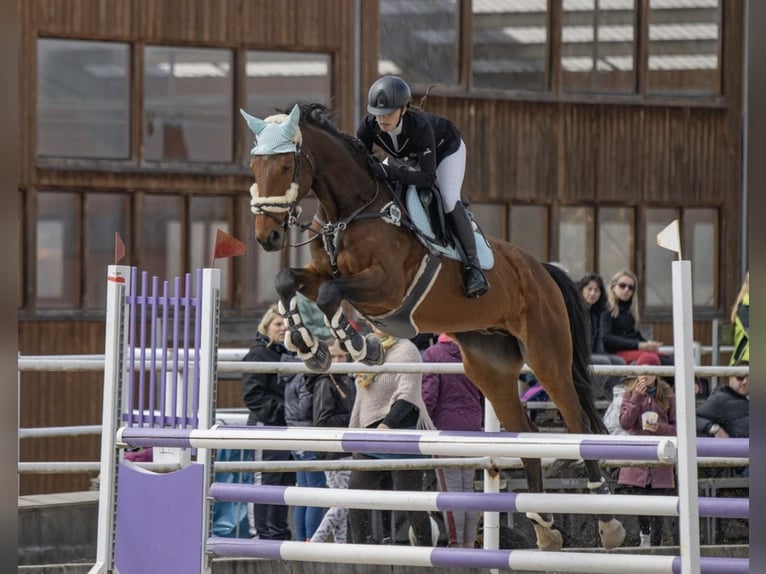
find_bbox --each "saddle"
[390,181,494,270]
[414,185,450,247]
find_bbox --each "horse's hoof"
[303,340,331,373]
[531,524,563,552]
[360,334,384,366]
[598,518,626,550]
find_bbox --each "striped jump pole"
[117,426,679,462]
[208,483,749,520]
[206,539,748,574]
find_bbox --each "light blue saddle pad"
[405,186,494,270]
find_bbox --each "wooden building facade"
[18,0,746,494]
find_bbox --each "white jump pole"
[658,219,700,574]
[483,399,500,565]
[672,260,701,573]
[90,265,132,574]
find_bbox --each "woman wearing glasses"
[601,269,671,367]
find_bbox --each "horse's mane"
[280,103,371,165]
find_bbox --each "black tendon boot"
[446,202,489,298]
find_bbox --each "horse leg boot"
[584,460,626,549]
[278,298,331,372]
[522,457,563,551]
[325,306,383,366]
[446,202,489,298]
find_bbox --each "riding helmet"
[367,75,411,115]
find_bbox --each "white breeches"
[436,140,466,213]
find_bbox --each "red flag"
[212,229,246,265]
[114,232,126,264]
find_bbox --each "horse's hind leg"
[454,332,563,552]
[523,321,625,549]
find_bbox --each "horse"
[239,102,626,551]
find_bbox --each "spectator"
[422,333,484,548]
[284,358,327,541]
[696,361,749,439]
[577,272,626,399]
[602,269,672,369]
[241,304,296,540]
[617,353,677,547]
[729,272,749,365]
[309,341,357,543]
[697,360,749,478]
[347,325,436,546]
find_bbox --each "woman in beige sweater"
[347,327,435,546]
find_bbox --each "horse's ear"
[281,104,301,138]
[240,108,267,136]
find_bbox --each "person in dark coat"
[696,363,749,439]
[241,304,296,540]
[577,272,626,399]
[422,333,484,548]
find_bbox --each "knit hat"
[635,353,661,366]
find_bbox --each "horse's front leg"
[275,267,332,372]
[314,270,391,366]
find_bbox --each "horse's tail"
[542,263,607,435]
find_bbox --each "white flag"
[656,219,682,258]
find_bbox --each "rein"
[313,178,384,277]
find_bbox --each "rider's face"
[374,108,404,132]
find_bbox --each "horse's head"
[241,104,310,251]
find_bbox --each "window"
[191,196,232,304]
[469,203,505,240]
[472,0,548,91]
[37,39,130,159]
[84,194,130,310]
[509,204,548,262]
[240,195,283,308]
[376,0,723,99]
[598,206,633,280]
[36,192,78,308]
[561,0,636,93]
[644,207,678,307]
[558,206,593,279]
[683,208,717,307]
[144,46,233,162]
[647,0,721,95]
[378,0,459,85]
[244,51,332,163]
[140,195,183,281]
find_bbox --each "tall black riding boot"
[446,202,489,298]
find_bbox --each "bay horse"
[240,103,625,551]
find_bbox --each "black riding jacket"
[356,108,461,189]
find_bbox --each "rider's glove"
[369,161,390,180]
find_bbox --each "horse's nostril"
[268,229,283,247]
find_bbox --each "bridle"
[250,145,316,235]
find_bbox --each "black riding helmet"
[367,75,411,115]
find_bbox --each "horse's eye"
[282,164,291,173]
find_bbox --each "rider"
[356,75,490,299]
